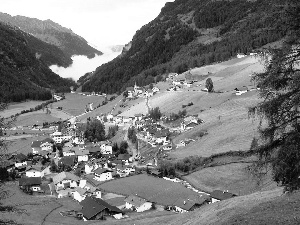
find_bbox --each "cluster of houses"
[125,83,160,99]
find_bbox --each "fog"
[49,47,122,81]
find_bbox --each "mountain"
[80,0,291,94]
[0,12,102,66]
[0,22,77,102]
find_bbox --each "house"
[105,197,126,210]
[152,87,160,93]
[19,177,42,192]
[71,187,87,202]
[100,144,112,155]
[107,114,114,121]
[173,195,210,213]
[31,141,42,154]
[234,87,248,96]
[40,138,54,151]
[125,195,152,212]
[74,149,89,162]
[237,53,247,58]
[210,190,237,203]
[182,121,198,130]
[94,168,113,181]
[144,89,154,98]
[25,167,42,178]
[63,148,75,157]
[58,156,76,168]
[52,172,80,190]
[57,188,71,198]
[117,154,131,163]
[134,113,143,121]
[80,197,123,221]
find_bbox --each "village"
[0,54,261,222]
[0,82,240,222]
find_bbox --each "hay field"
[184,163,277,196]
[0,100,46,118]
[99,174,198,206]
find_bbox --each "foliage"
[249,3,300,191]
[84,119,106,142]
[0,168,9,181]
[149,107,162,121]
[205,78,214,92]
[107,125,119,139]
[119,141,129,154]
[128,127,138,144]
[0,23,77,102]
[81,0,289,94]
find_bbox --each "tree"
[249,4,300,191]
[84,119,106,142]
[119,141,129,154]
[50,159,58,172]
[205,78,214,92]
[149,107,162,121]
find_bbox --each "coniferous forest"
[0,22,76,102]
[81,0,292,94]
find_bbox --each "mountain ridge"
[0,12,102,64]
[80,0,290,94]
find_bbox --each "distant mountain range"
[0,12,102,67]
[80,0,291,94]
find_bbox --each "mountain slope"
[0,12,102,66]
[80,0,290,94]
[0,22,76,102]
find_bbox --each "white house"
[94,168,113,182]
[125,195,152,212]
[100,144,113,155]
[15,161,27,168]
[63,149,76,157]
[234,87,248,96]
[107,114,114,121]
[71,187,87,202]
[25,167,42,178]
[74,149,89,162]
[237,53,247,58]
[152,87,160,93]
[52,172,80,190]
[31,141,42,154]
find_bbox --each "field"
[52,93,106,116]
[99,174,200,206]
[89,188,300,225]
[184,163,277,195]
[0,100,47,118]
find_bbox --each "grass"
[99,174,199,206]
[0,100,47,118]
[184,162,277,195]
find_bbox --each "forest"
[0,22,76,102]
[81,0,291,94]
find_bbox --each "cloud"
[49,47,121,81]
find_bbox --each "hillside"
[80,0,290,94]
[0,22,77,102]
[0,12,102,66]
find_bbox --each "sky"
[1,0,174,49]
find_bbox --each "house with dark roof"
[94,168,112,182]
[19,177,42,192]
[80,197,123,221]
[105,197,126,209]
[31,141,42,154]
[125,195,152,212]
[173,195,210,213]
[52,172,80,190]
[210,190,237,203]
[58,156,76,168]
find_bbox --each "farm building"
[210,190,237,203]
[125,195,153,212]
[80,197,123,221]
